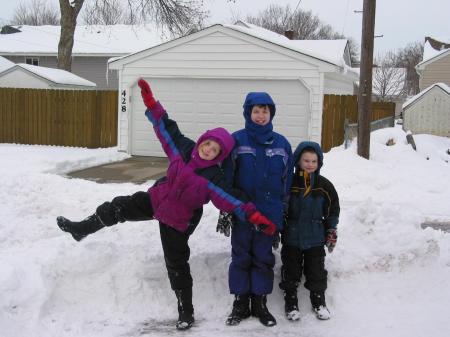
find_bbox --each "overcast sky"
[1,0,449,55]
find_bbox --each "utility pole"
[357,0,376,159]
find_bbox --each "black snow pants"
[279,245,328,294]
[96,191,202,292]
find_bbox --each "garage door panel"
[131,78,309,156]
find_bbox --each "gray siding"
[2,55,118,89]
[419,53,450,90]
[403,86,450,137]
[72,56,118,89]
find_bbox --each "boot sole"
[56,217,86,242]
[286,309,301,321]
[313,306,331,320]
[226,311,251,326]
[176,322,194,330]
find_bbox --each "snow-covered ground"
[1,127,449,337]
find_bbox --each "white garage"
[109,22,357,156]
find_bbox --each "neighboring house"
[402,82,450,137]
[416,36,450,91]
[0,63,96,89]
[108,21,358,156]
[0,24,165,89]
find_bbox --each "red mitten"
[137,78,157,109]
[248,211,276,236]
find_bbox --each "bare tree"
[244,4,359,65]
[58,0,208,71]
[81,0,124,25]
[373,51,407,101]
[394,41,423,95]
[58,0,85,71]
[11,0,60,25]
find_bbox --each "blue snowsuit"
[223,92,293,295]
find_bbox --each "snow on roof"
[402,82,450,109]
[418,38,450,67]
[1,63,96,87]
[0,55,14,72]
[225,21,348,67]
[0,25,166,56]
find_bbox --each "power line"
[342,0,351,35]
[293,0,303,14]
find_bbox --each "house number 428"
[121,90,127,113]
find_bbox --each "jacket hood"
[243,92,276,122]
[293,141,324,173]
[191,127,235,168]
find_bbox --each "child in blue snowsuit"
[218,92,293,327]
[280,141,340,321]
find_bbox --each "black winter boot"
[175,288,195,330]
[225,295,251,326]
[310,292,331,320]
[284,289,300,321]
[251,295,277,327]
[57,214,104,241]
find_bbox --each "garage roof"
[402,82,450,109]
[109,22,352,71]
[0,55,14,72]
[0,63,96,87]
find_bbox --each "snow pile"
[0,126,449,337]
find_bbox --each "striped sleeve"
[145,101,195,161]
[199,166,256,221]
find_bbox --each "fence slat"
[0,88,118,148]
[322,94,396,151]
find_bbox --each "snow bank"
[0,127,449,337]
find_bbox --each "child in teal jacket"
[280,141,340,321]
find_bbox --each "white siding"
[115,28,348,154]
[324,73,355,95]
[0,68,50,88]
[130,78,309,156]
[403,86,450,137]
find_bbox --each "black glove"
[216,211,234,237]
[325,228,337,253]
[272,232,280,250]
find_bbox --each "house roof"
[0,55,14,72]
[402,82,450,109]
[416,37,450,70]
[0,25,166,57]
[227,21,349,67]
[0,63,96,87]
[109,22,355,77]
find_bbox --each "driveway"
[66,156,168,184]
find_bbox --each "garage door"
[130,78,309,156]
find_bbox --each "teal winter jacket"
[283,141,340,250]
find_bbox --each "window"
[25,57,39,66]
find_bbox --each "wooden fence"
[321,94,395,152]
[0,88,118,148]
